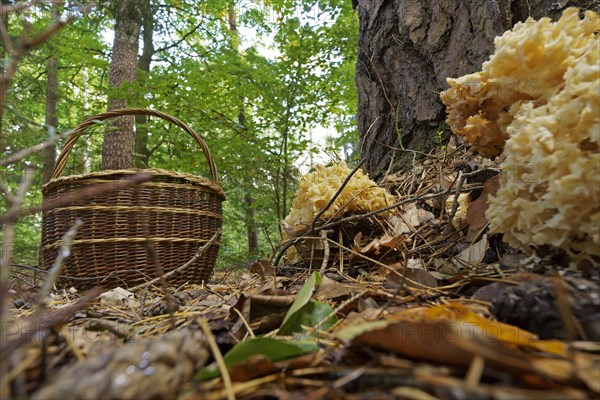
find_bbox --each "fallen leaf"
[197,337,319,380]
[279,272,321,329]
[466,175,500,239]
[314,276,359,300]
[228,354,276,381]
[347,319,534,374]
[385,269,438,290]
[278,300,337,336]
[99,287,137,308]
[574,352,600,392]
[456,234,488,266]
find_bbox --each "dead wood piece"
[490,276,600,340]
[32,328,210,400]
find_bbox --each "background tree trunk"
[0,0,10,137]
[229,6,259,255]
[41,55,58,185]
[42,3,61,185]
[355,0,598,178]
[102,0,141,170]
[134,0,153,168]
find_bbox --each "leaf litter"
[4,141,600,400]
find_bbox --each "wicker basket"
[41,108,225,289]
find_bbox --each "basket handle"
[52,108,219,182]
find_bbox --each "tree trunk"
[134,0,154,168]
[245,194,259,255]
[42,3,60,184]
[42,56,58,184]
[102,0,141,170]
[355,0,598,178]
[0,0,9,137]
[229,6,259,255]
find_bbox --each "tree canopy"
[0,0,359,265]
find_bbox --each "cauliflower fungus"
[441,8,600,264]
[281,162,396,262]
[283,162,395,228]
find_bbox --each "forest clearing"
[1,1,599,399]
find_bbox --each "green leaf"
[196,337,318,380]
[279,271,322,329]
[278,300,337,336]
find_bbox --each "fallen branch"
[129,228,221,292]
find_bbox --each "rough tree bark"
[134,0,153,168]
[102,0,141,170]
[355,0,599,178]
[42,3,61,185]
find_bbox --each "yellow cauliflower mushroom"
[283,162,396,228]
[441,8,600,265]
[281,162,396,261]
[441,8,599,157]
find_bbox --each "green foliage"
[196,337,319,380]
[197,271,335,381]
[1,0,359,268]
[279,272,337,337]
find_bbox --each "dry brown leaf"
[384,268,438,290]
[574,352,600,392]
[466,175,500,239]
[229,354,277,382]
[99,287,138,308]
[351,319,534,374]
[314,276,360,301]
[389,204,435,234]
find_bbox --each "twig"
[319,230,330,274]
[0,2,95,110]
[129,229,221,292]
[0,1,43,15]
[0,172,154,224]
[273,160,368,266]
[36,219,83,308]
[311,159,366,233]
[317,186,454,232]
[447,168,499,224]
[447,172,466,224]
[272,181,459,267]
[0,287,104,363]
[0,127,75,167]
[198,316,235,400]
[0,166,35,321]
[308,289,369,339]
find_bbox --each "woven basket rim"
[43,168,225,198]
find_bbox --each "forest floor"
[3,141,600,400]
